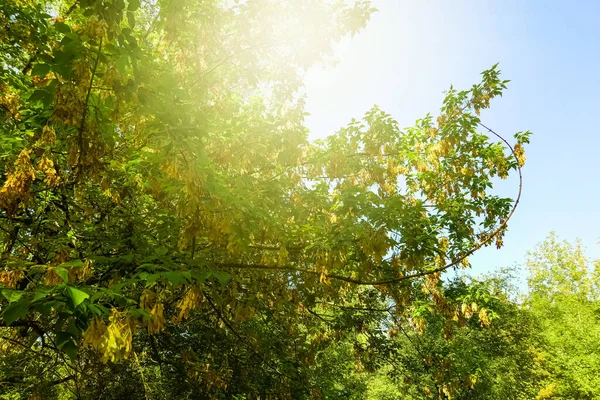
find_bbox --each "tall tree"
[370,272,545,400]
[0,0,529,396]
[526,233,600,399]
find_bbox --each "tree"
[526,233,600,399]
[348,271,543,400]
[0,0,529,397]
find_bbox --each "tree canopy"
[0,0,537,398]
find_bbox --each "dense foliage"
[526,234,600,399]
[11,1,600,400]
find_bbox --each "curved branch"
[219,122,524,286]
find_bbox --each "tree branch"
[76,37,103,173]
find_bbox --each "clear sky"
[303,0,600,282]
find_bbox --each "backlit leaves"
[0,3,528,396]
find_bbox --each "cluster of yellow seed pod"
[68,259,93,282]
[147,303,166,335]
[0,84,21,119]
[513,142,526,167]
[0,270,24,288]
[140,289,167,334]
[43,267,64,285]
[36,157,60,186]
[0,149,36,212]
[174,286,203,323]
[459,302,491,328]
[84,16,109,40]
[82,309,135,363]
[411,316,427,335]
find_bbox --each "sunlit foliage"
[0,0,530,397]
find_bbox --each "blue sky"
[303,0,600,282]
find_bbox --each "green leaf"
[59,260,84,268]
[67,318,80,337]
[191,270,212,282]
[104,43,119,55]
[33,290,50,302]
[155,247,168,256]
[211,271,231,286]
[66,286,89,308]
[119,254,135,263]
[52,49,75,65]
[54,22,71,34]
[34,301,53,316]
[2,299,29,325]
[88,303,108,316]
[55,267,69,283]
[137,271,150,280]
[129,307,151,320]
[56,332,78,359]
[38,53,54,63]
[28,89,53,108]
[145,274,160,287]
[55,332,72,348]
[128,0,141,11]
[31,63,51,77]
[109,278,139,291]
[161,271,188,286]
[1,289,23,303]
[138,263,164,272]
[127,11,136,28]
